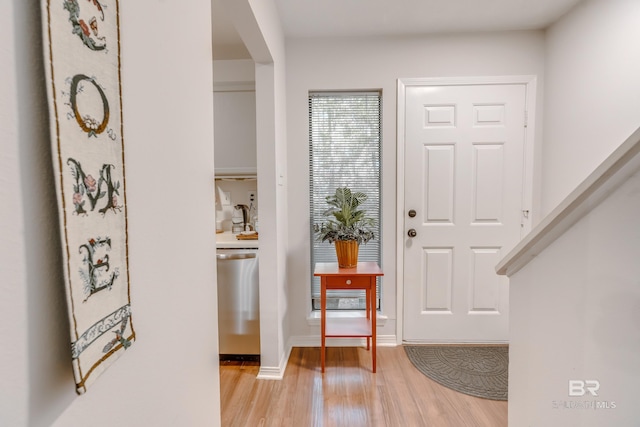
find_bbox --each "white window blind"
[309,91,382,310]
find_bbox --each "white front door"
[402,82,527,342]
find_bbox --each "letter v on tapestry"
[41,0,135,394]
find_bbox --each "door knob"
[408,229,417,238]
[408,209,417,218]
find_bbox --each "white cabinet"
[213,90,256,175]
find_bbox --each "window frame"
[308,90,383,311]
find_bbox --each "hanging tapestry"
[41,0,135,394]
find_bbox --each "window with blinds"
[309,91,382,310]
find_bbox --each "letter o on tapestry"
[70,74,110,137]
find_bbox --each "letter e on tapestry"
[41,0,135,394]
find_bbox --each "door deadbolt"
[408,229,417,238]
[408,209,417,218]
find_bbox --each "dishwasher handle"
[216,252,257,260]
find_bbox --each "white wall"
[285,31,546,342]
[2,1,81,424]
[508,167,640,426]
[221,0,290,375]
[253,4,291,376]
[1,2,72,425]
[1,1,221,426]
[213,59,256,87]
[542,0,640,216]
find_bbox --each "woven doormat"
[404,346,508,401]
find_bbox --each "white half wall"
[508,167,640,426]
[1,1,221,426]
[285,31,546,342]
[542,0,640,216]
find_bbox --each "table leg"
[371,277,376,373]
[365,287,370,351]
[321,277,326,373]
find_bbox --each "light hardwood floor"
[219,346,507,426]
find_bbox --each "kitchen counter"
[216,231,259,249]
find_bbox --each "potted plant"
[314,187,376,268]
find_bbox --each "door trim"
[396,76,537,344]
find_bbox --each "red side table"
[314,262,384,373]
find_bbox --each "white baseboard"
[256,344,292,380]
[289,334,398,347]
[254,334,398,380]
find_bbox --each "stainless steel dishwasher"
[216,249,260,361]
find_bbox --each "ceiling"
[212,0,584,60]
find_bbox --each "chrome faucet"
[234,204,251,231]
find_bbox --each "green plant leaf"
[314,186,376,245]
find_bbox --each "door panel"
[473,144,504,223]
[422,247,453,312]
[403,83,526,342]
[424,145,455,223]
